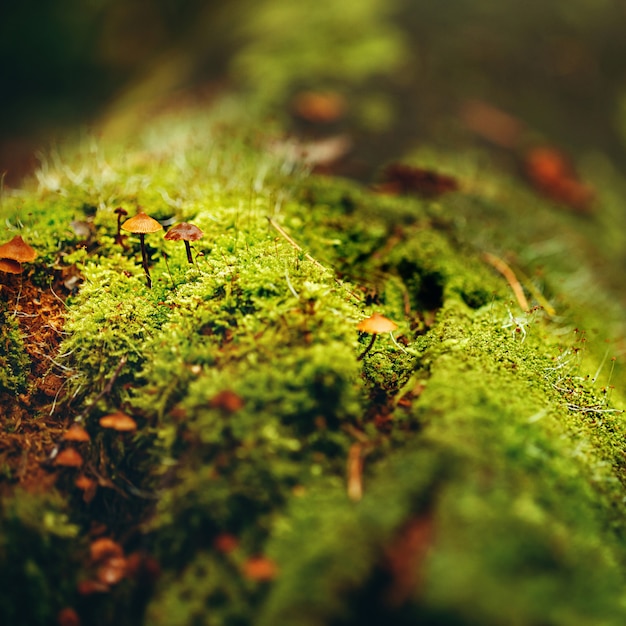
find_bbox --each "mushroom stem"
[357,334,377,361]
[139,233,152,288]
[184,240,193,264]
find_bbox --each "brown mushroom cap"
[54,447,84,467]
[0,258,23,274]
[356,312,398,334]
[62,423,91,442]
[121,212,163,234]
[90,537,124,563]
[164,222,204,242]
[0,235,37,263]
[99,411,137,432]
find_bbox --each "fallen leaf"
[242,556,278,581]
[377,163,459,198]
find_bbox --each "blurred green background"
[2,0,626,182]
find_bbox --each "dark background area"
[2,0,626,184]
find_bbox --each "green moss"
[1,95,626,626]
[0,491,80,626]
[0,303,30,393]
[146,551,251,626]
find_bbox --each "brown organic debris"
[384,516,435,606]
[213,533,239,554]
[347,443,364,502]
[482,252,529,312]
[524,146,594,213]
[209,390,245,414]
[242,556,278,581]
[292,90,347,123]
[460,99,524,148]
[77,579,110,595]
[57,606,81,626]
[376,163,459,198]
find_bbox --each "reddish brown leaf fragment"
[378,163,459,198]
[242,556,278,581]
[57,607,81,626]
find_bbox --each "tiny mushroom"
[54,447,84,468]
[356,312,398,361]
[99,411,138,432]
[164,222,204,264]
[62,423,91,442]
[121,211,163,288]
[0,259,22,275]
[0,235,37,276]
[114,207,129,248]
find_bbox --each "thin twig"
[267,216,328,273]
[483,251,529,311]
[284,270,299,298]
[267,216,361,302]
[347,443,364,502]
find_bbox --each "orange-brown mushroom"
[0,236,37,278]
[0,258,22,274]
[99,411,137,432]
[62,423,91,442]
[164,222,203,264]
[121,212,163,288]
[356,313,398,361]
[0,235,37,263]
[54,448,84,467]
[97,556,127,586]
[90,537,124,563]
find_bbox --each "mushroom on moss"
[62,423,91,442]
[356,312,398,361]
[54,447,84,467]
[121,212,163,288]
[0,235,37,275]
[99,411,137,432]
[164,222,204,264]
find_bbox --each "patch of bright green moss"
[0,303,30,393]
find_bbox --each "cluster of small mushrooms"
[119,210,204,288]
[0,211,401,361]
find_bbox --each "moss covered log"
[1,99,626,626]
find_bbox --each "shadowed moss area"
[1,100,626,626]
